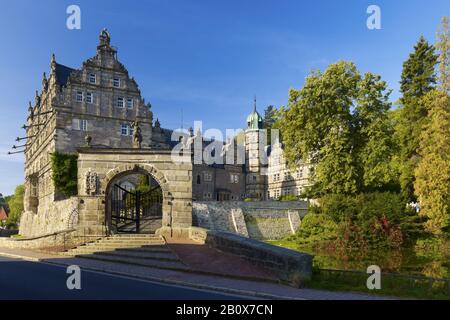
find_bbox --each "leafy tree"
[355,73,396,190]
[263,105,278,144]
[5,185,24,229]
[414,90,450,235]
[278,61,360,186]
[278,61,399,195]
[396,37,439,201]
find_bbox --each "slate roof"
[55,63,76,87]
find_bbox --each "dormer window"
[113,78,121,88]
[89,73,96,84]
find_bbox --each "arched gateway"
[76,148,193,236]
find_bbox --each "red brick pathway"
[165,238,278,282]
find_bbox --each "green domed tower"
[244,97,267,200]
[246,98,263,130]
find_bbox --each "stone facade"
[18,29,312,240]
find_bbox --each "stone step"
[99,239,164,244]
[75,253,191,272]
[64,245,171,256]
[109,234,163,238]
[86,241,165,247]
[115,246,171,254]
[91,250,180,262]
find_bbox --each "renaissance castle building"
[21,30,312,236]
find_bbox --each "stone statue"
[132,121,142,149]
[85,169,98,195]
[85,134,92,147]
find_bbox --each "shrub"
[295,192,411,249]
[294,212,339,245]
[51,152,78,197]
[278,194,298,201]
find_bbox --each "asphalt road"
[0,256,246,300]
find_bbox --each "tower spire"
[253,95,257,112]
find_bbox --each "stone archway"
[104,164,167,234]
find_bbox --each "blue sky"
[0,0,448,195]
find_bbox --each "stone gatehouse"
[76,148,192,236]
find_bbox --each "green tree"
[5,185,25,229]
[279,61,359,162]
[414,90,450,235]
[263,105,278,144]
[396,37,439,201]
[355,73,396,190]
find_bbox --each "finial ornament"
[99,28,111,46]
[51,53,56,73]
[42,72,48,91]
[253,95,257,112]
[35,91,41,107]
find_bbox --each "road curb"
[0,251,302,300]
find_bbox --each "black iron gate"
[110,184,162,233]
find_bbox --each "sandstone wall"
[192,201,308,240]
[19,197,79,237]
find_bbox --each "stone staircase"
[62,234,190,272]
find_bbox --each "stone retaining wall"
[193,201,308,240]
[0,229,87,250]
[19,197,79,237]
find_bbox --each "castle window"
[297,169,303,179]
[89,73,96,84]
[127,98,134,109]
[113,78,121,88]
[72,119,87,131]
[196,175,201,184]
[80,119,88,131]
[86,92,93,104]
[76,91,83,102]
[121,124,128,135]
[203,172,212,182]
[230,174,239,184]
[117,97,125,108]
[203,192,212,200]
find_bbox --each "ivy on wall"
[51,152,78,197]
